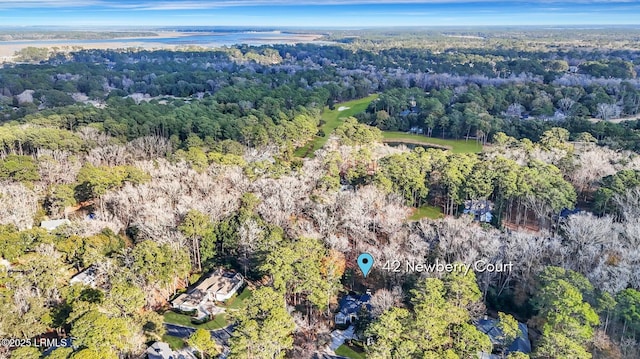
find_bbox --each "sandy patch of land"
[337,106,350,111]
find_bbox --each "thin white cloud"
[0,0,635,10]
[0,0,102,7]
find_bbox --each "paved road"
[314,353,349,359]
[164,323,234,359]
[165,323,195,338]
[164,323,234,346]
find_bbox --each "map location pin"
[358,253,374,278]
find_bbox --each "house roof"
[147,341,175,359]
[69,265,98,287]
[40,219,70,231]
[337,293,371,317]
[195,269,242,297]
[172,269,243,308]
[560,208,582,218]
[464,200,493,215]
[507,323,531,354]
[476,318,531,355]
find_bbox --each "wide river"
[4,31,321,46]
[0,31,328,58]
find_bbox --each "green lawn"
[336,344,366,359]
[382,131,483,154]
[296,94,379,158]
[409,205,445,221]
[162,334,185,350]
[219,287,253,310]
[163,311,228,330]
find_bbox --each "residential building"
[69,265,98,288]
[476,317,531,358]
[334,291,371,326]
[463,199,494,223]
[40,219,71,231]
[146,342,196,359]
[172,269,244,316]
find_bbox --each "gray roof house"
[172,269,244,318]
[147,342,174,359]
[476,317,531,358]
[69,265,98,288]
[335,292,372,326]
[463,200,494,223]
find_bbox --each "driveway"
[328,325,355,351]
[165,323,195,338]
[164,322,234,347]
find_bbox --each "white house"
[172,269,244,315]
[69,265,98,288]
[146,342,196,359]
[40,219,71,231]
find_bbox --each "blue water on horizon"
[1,31,321,47]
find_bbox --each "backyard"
[336,343,366,359]
[163,311,229,330]
[162,334,186,350]
[162,287,252,330]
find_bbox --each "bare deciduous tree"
[0,183,38,230]
[562,213,616,273]
[597,103,622,121]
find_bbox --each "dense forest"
[1,30,640,359]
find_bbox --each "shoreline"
[0,32,323,59]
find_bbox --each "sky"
[0,0,638,27]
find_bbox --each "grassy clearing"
[382,131,483,154]
[409,205,445,221]
[163,311,228,330]
[296,94,379,158]
[162,334,185,350]
[335,343,366,359]
[219,287,253,310]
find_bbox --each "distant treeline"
[0,31,158,41]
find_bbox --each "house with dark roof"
[559,207,583,218]
[476,317,531,358]
[464,199,494,223]
[334,292,371,326]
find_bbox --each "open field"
[295,94,378,157]
[408,205,445,221]
[336,343,366,359]
[163,311,228,330]
[162,334,186,350]
[382,132,483,154]
[294,95,483,157]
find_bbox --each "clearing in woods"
[382,131,483,154]
[295,94,379,158]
